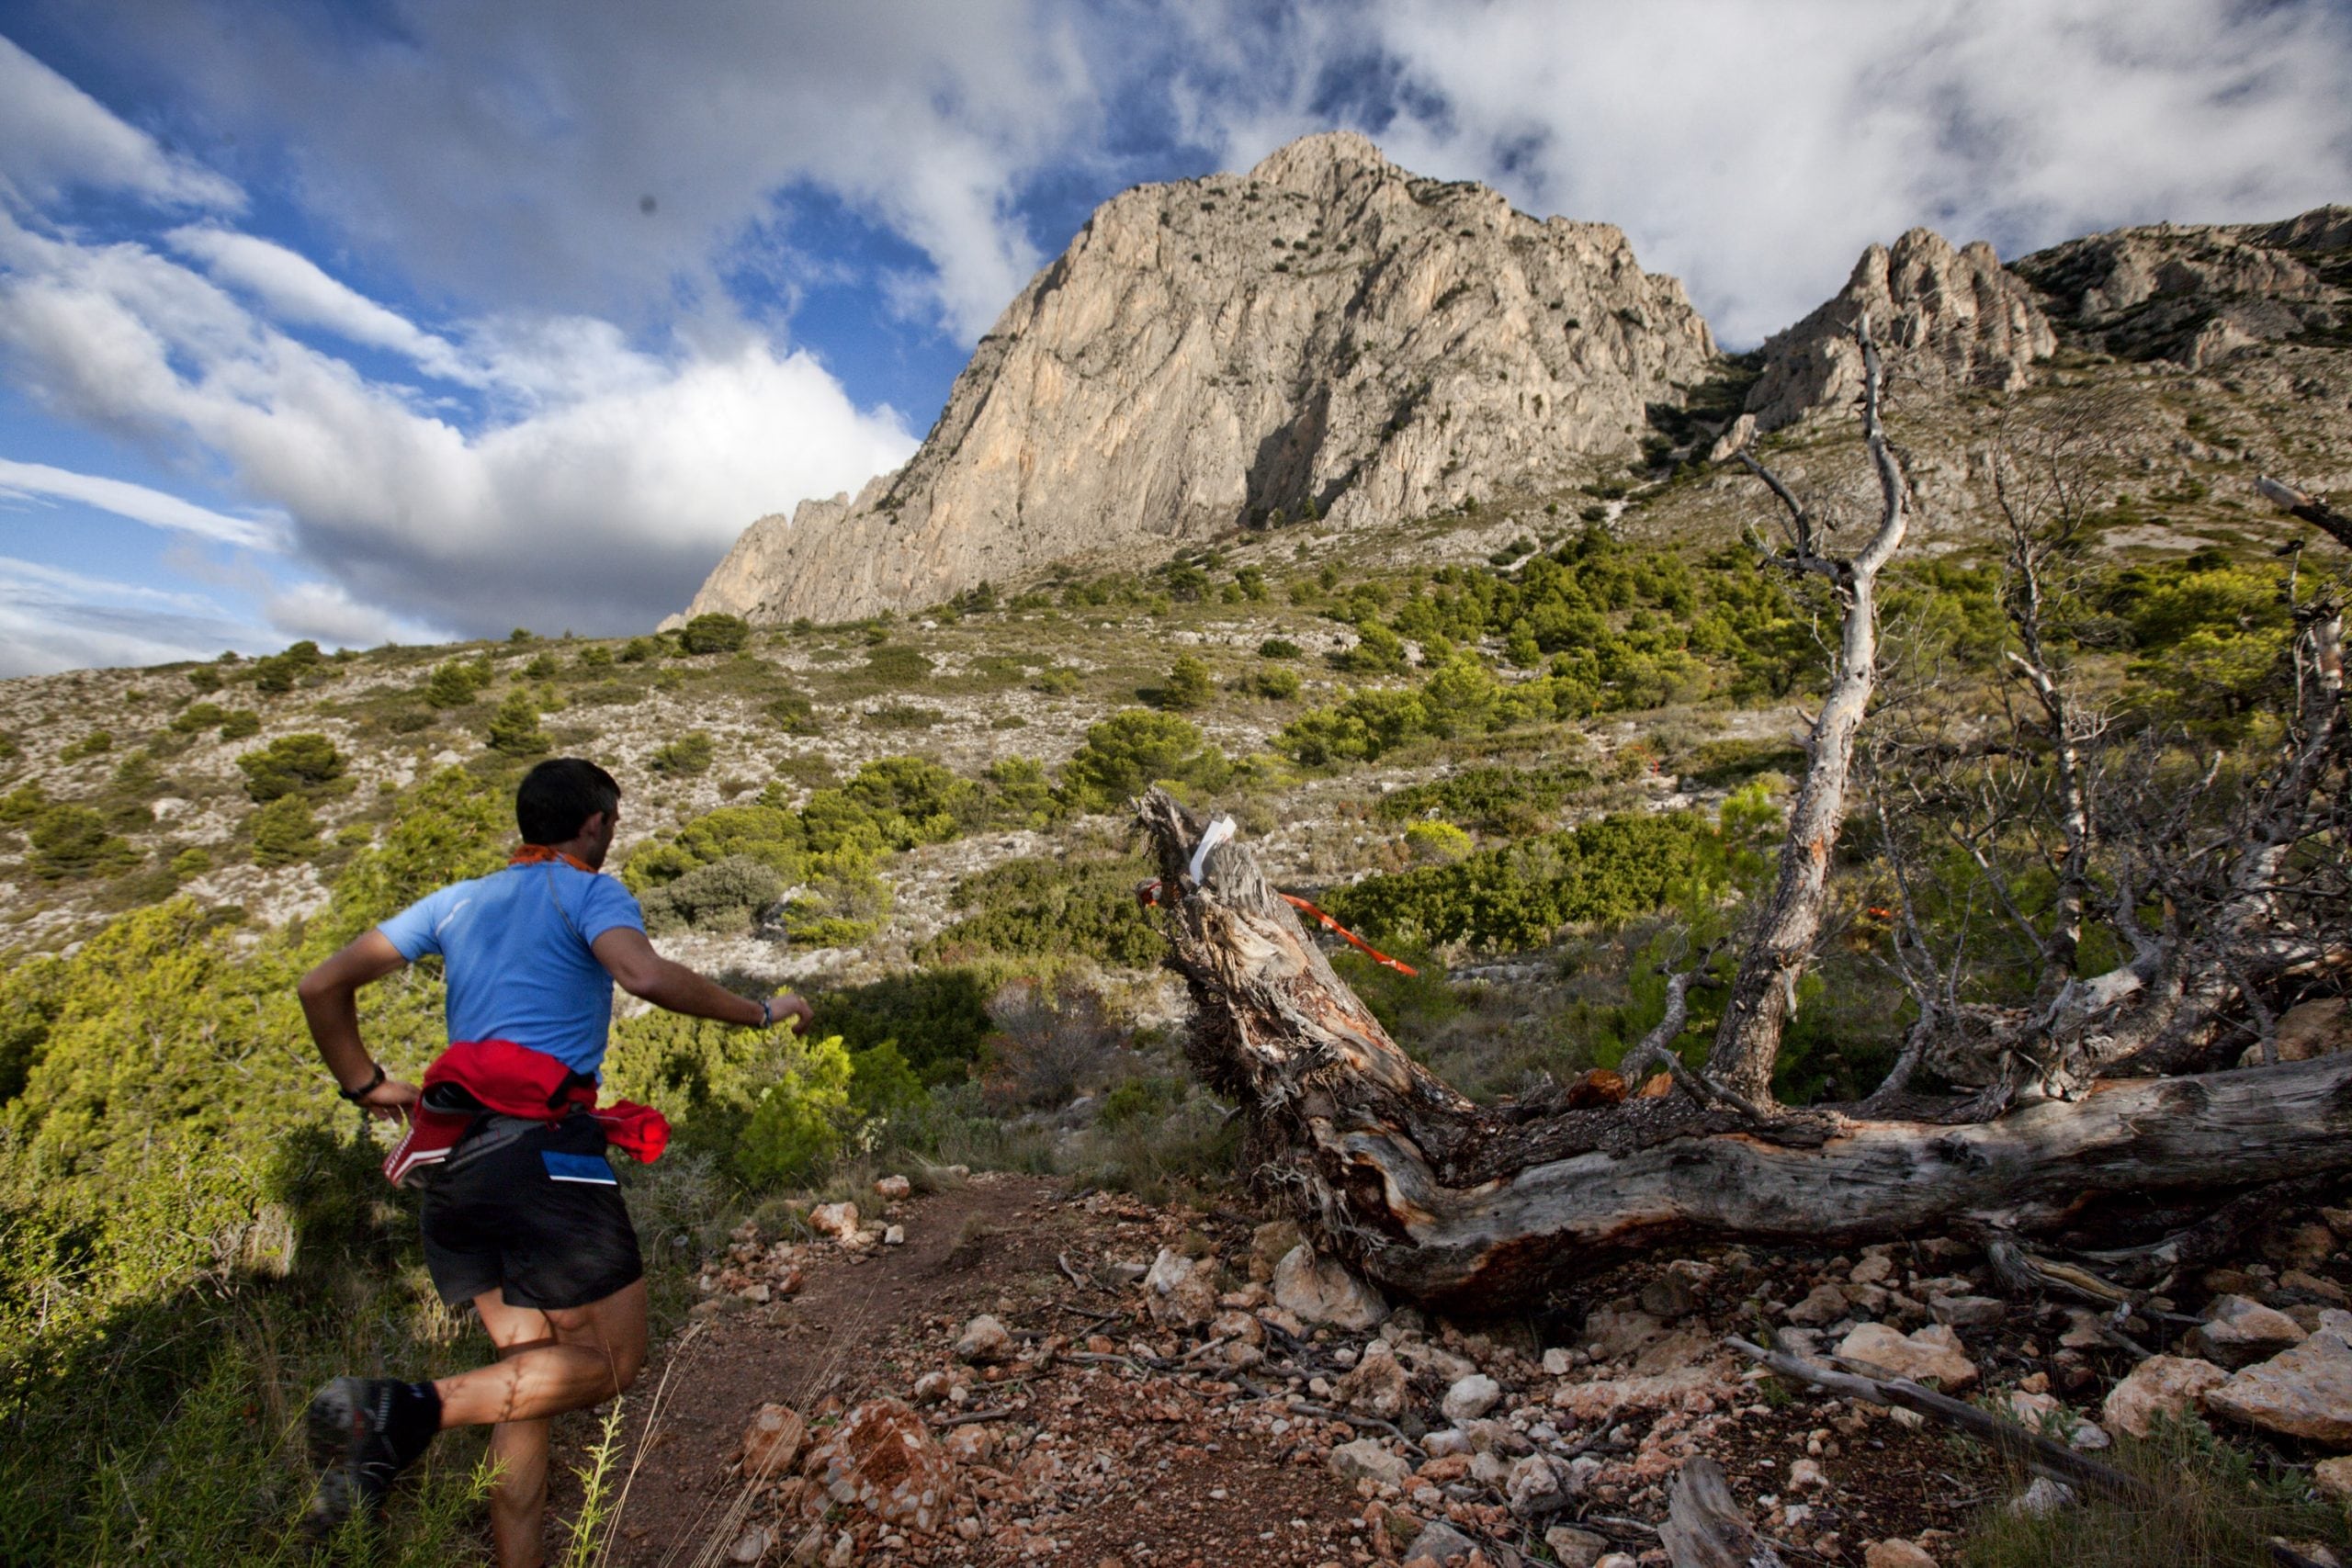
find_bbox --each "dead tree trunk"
[1706,316,1908,1105]
[1137,786,2352,1309]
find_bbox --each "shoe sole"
[301,1377,369,1540]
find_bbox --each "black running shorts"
[418,1113,643,1312]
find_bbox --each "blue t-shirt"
[379,862,646,1077]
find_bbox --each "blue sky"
[2,0,2346,676]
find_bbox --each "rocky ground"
[564,1172,2352,1568]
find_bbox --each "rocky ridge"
[684,131,1716,625]
[1740,229,2057,434]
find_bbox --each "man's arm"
[592,928,812,1033]
[297,930,418,1118]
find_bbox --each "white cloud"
[0,208,919,637]
[83,0,1100,341]
[261,579,447,649]
[0,456,287,549]
[0,554,249,676]
[165,225,479,385]
[1196,0,2352,344]
[0,34,242,213]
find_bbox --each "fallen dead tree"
[1132,321,2351,1311]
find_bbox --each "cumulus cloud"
[0,456,286,549]
[79,0,1102,342]
[0,33,242,213]
[1183,0,2352,344]
[0,209,919,636]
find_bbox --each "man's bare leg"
[439,1280,648,1568]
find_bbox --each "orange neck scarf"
[510,844,597,874]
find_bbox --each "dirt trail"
[598,1174,1369,1568]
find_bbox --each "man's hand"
[763,993,813,1034]
[352,1077,423,1122]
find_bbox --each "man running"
[296,756,811,1565]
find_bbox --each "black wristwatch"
[338,1062,386,1103]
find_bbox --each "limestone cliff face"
[685,131,1715,624]
[2015,206,2352,367]
[1745,229,2056,433]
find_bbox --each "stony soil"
[546,1174,2352,1568]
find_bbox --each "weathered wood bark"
[1708,317,1908,1105]
[1137,788,2352,1310]
[1660,1457,1783,1568]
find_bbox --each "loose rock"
[741,1402,805,1477]
[808,1201,858,1239]
[1442,1373,1502,1422]
[873,1174,912,1201]
[953,1314,1013,1364]
[2101,1355,2227,1438]
[2188,1293,2309,1370]
[1836,1323,1979,1390]
[2206,1310,2352,1443]
[1329,1437,1412,1486]
[1272,1245,1388,1331]
[800,1397,958,1536]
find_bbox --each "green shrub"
[925,855,1163,967]
[862,701,944,729]
[1059,710,1229,812]
[1259,637,1302,660]
[617,636,659,663]
[1162,655,1213,711]
[1252,666,1302,699]
[810,968,994,1085]
[520,652,559,680]
[170,702,227,734]
[167,846,211,881]
[1375,760,1596,833]
[184,666,221,693]
[576,645,615,670]
[1342,620,1410,674]
[573,680,643,707]
[422,658,490,708]
[1,782,48,824]
[650,731,717,775]
[1032,666,1083,696]
[679,614,752,655]
[59,729,112,761]
[217,709,262,739]
[857,643,933,686]
[765,691,818,732]
[250,639,322,694]
[484,690,550,757]
[29,806,137,879]
[639,853,786,933]
[235,733,346,801]
[250,795,321,867]
[1323,809,1731,952]
[1404,820,1475,863]
[980,756,1057,829]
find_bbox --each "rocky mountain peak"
[682,132,1717,626]
[1744,226,2055,432]
[2014,205,2352,367]
[1245,129,1393,196]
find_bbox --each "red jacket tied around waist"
[383,1039,670,1186]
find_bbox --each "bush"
[765,691,818,732]
[925,855,1162,967]
[170,702,227,734]
[1375,760,1596,833]
[1058,710,1229,812]
[602,1013,856,1189]
[484,690,550,757]
[1342,620,1410,674]
[638,853,786,933]
[679,614,752,655]
[0,782,46,824]
[235,733,345,801]
[184,666,221,693]
[250,639,322,694]
[576,645,615,670]
[29,806,136,879]
[810,968,994,1085]
[981,975,1127,1110]
[1253,666,1302,700]
[167,846,210,880]
[60,729,113,761]
[1323,809,1730,952]
[217,709,262,740]
[250,795,321,867]
[650,731,716,775]
[1032,666,1083,696]
[521,652,558,680]
[422,658,490,708]
[1404,820,1475,863]
[617,636,659,663]
[1259,637,1302,660]
[857,643,932,686]
[1162,655,1213,711]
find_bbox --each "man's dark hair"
[515,758,621,845]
